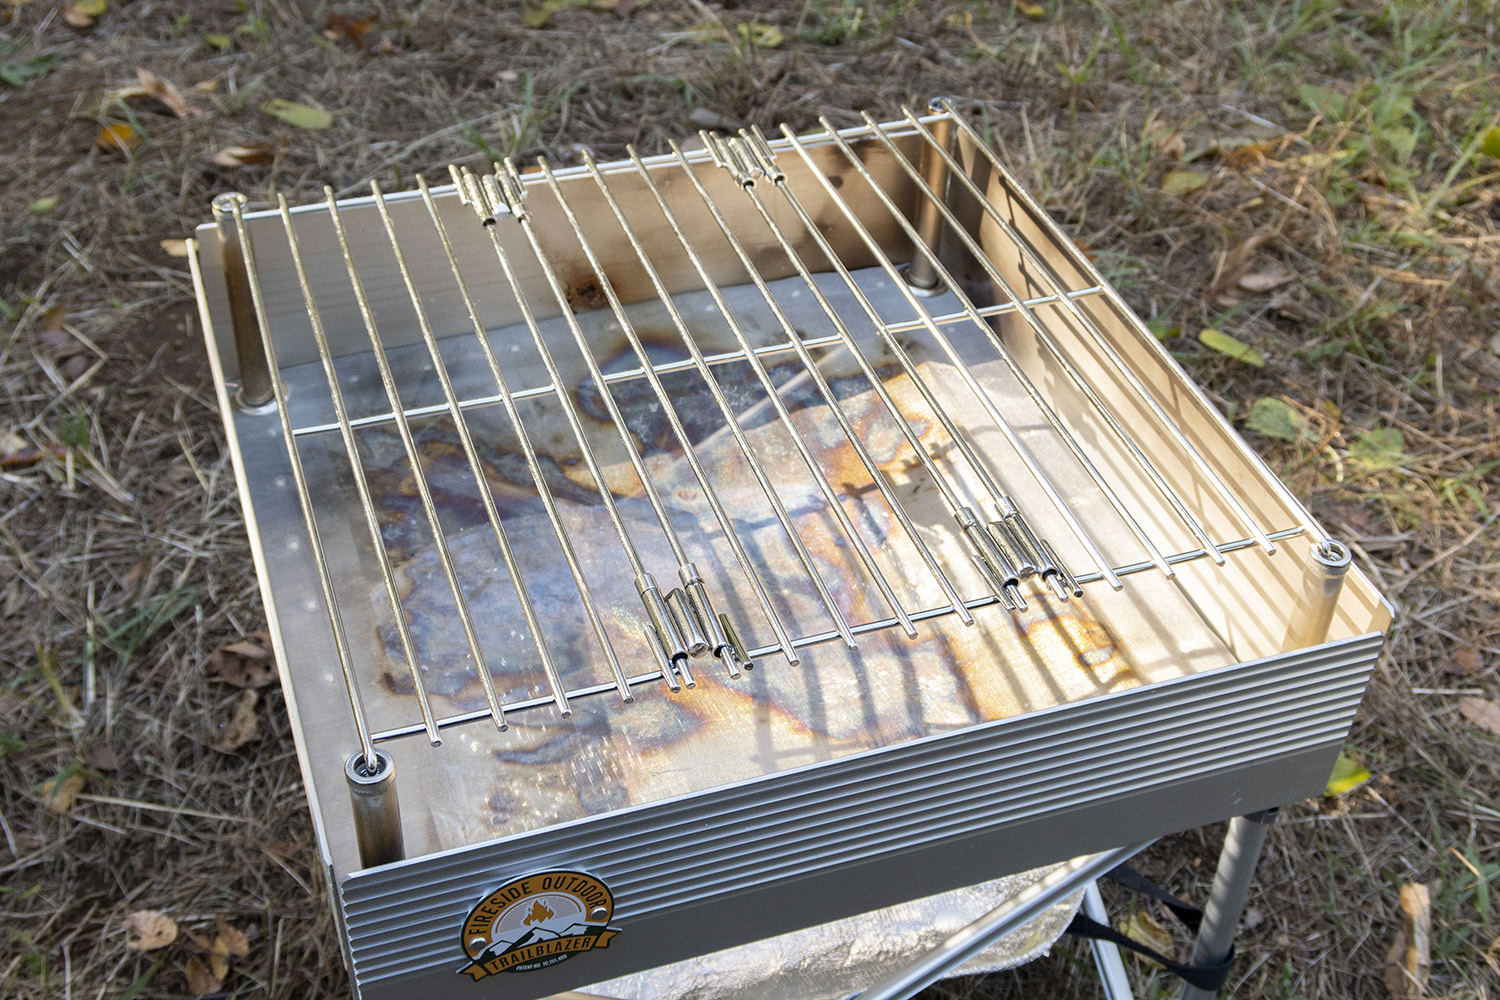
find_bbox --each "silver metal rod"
[211,193,275,410]
[454,165,703,688]
[1280,539,1352,651]
[785,122,1139,589]
[277,198,442,745]
[622,146,921,637]
[754,126,1014,511]
[364,516,1302,739]
[714,137,1036,606]
[460,181,648,578]
[513,158,802,663]
[854,844,1149,1000]
[372,179,594,712]
[323,190,532,723]
[878,110,1237,565]
[1181,809,1278,1000]
[415,176,632,703]
[286,289,1108,440]
[345,748,404,869]
[941,100,1326,551]
[1084,882,1135,1000]
[902,114,954,293]
[665,139,975,626]
[577,151,875,643]
[203,218,378,763]
[702,133,972,516]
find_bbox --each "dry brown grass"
[2,1,1496,998]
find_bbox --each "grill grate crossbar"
[222,109,1310,744]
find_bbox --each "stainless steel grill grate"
[189,102,1389,1000]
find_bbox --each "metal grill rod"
[268,197,443,745]
[721,128,1076,605]
[939,100,1333,552]
[542,155,859,651]
[414,175,633,703]
[773,123,1147,591]
[285,289,1106,439]
[494,159,799,666]
[449,168,702,689]
[203,210,377,763]
[664,140,976,626]
[322,190,525,724]
[884,110,1263,561]
[459,164,768,675]
[580,150,914,638]
[366,522,1308,741]
[765,130,1078,602]
[699,134,1028,611]
[375,179,632,707]
[621,146,939,635]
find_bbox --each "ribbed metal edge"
[342,633,1382,987]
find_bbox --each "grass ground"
[2,1,1497,997]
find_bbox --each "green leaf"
[1197,328,1266,367]
[1245,397,1305,442]
[29,196,59,214]
[1145,319,1179,340]
[1479,126,1500,161]
[1324,751,1371,797]
[0,45,61,89]
[521,0,589,28]
[204,32,232,49]
[1349,426,1405,470]
[736,22,786,48]
[261,99,333,130]
[1161,169,1209,196]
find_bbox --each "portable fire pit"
[188,103,1390,1000]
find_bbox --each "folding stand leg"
[853,843,1151,1000]
[1083,882,1133,1000]
[1179,808,1279,1000]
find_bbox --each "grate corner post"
[903,101,957,294]
[1180,807,1279,1000]
[345,748,405,869]
[1281,539,1352,651]
[211,192,276,411]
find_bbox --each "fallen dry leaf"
[1384,883,1431,998]
[121,67,201,118]
[323,12,376,50]
[124,909,178,951]
[1458,697,1500,736]
[210,688,260,751]
[39,303,66,332]
[210,631,278,688]
[210,142,275,167]
[96,122,141,152]
[1118,909,1173,964]
[1448,646,1482,676]
[184,955,220,997]
[63,0,106,27]
[192,917,252,980]
[85,744,120,771]
[1237,265,1296,293]
[43,772,85,814]
[160,238,190,258]
[215,917,250,959]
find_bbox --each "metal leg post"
[1179,808,1278,1000]
[1084,882,1134,1000]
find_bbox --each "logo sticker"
[457,870,620,980]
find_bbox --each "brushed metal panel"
[341,633,1380,996]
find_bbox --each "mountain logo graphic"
[457,870,621,980]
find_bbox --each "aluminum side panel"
[341,632,1381,999]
